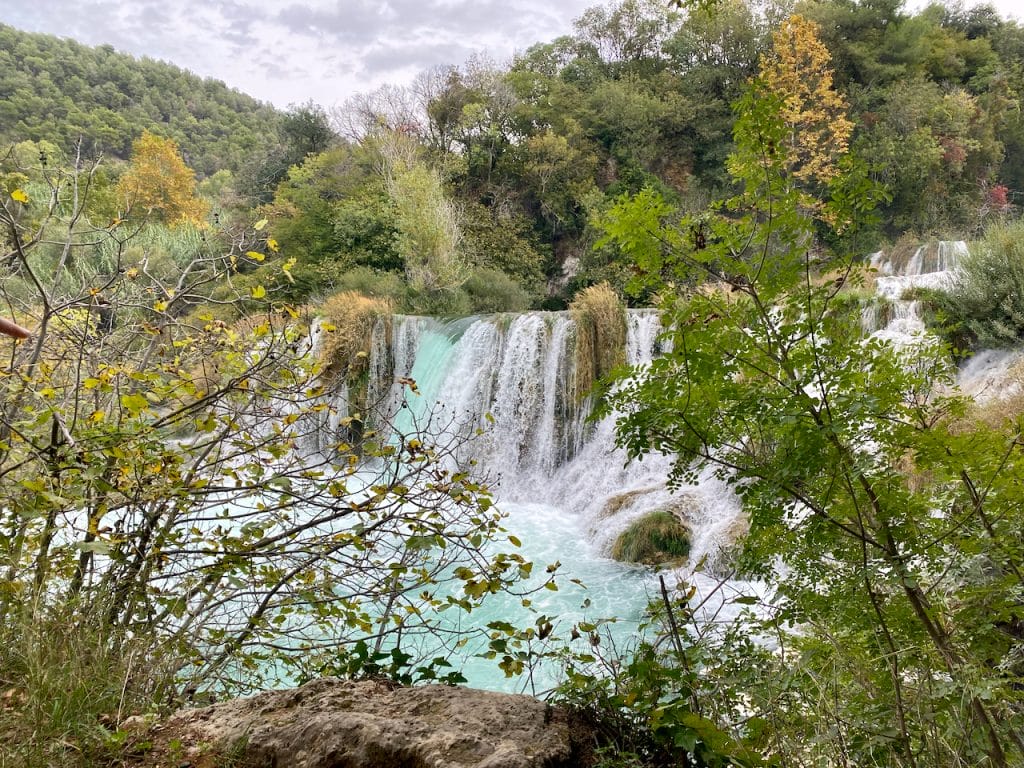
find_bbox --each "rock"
[610,510,691,566]
[145,678,592,768]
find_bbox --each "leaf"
[253,218,268,231]
[76,540,113,554]
[246,251,266,262]
[281,257,296,283]
[267,237,279,252]
[10,189,29,203]
[120,392,150,416]
[250,285,267,299]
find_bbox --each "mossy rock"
[610,511,691,566]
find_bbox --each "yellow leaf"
[253,218,268,231]
[281,257,296,284]
[11,189,29,203]
[90,410,105,423]
[153,300,169,312]
[267,237,279,252]
[246,251,266,262]
[250,285,267,299]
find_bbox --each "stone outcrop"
[143,678,592,768]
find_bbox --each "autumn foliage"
[759,14,854,187]
[116,130,208,226]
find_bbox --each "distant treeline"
[4,0,1024,309]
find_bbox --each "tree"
[597,77,1023,767]
[376,131,467,298]
[759,14,854,189]
[0,147,536,762]
[116,130,208,226]
[281,100,335,159]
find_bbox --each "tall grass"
[0,605,173,768]
[317,291,392,382]
[570,283,626,399]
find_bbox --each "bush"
[327,266,408,305]
[926,220,1024,350]
[462,267,534,313]
[610,511,691,566]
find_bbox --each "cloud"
[2,0,596,108]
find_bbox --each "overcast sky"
[2,0,1021,111]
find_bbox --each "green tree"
[376,131,467,298]
[0,147,536,765]
[597,78,1023,767]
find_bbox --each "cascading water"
[866,241,1024,399]
[867,242,966,345]
[312,243,1017,692]
[312,309,750,692]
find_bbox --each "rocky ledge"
[139,678,594,768]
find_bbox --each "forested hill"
[0,23,284,176]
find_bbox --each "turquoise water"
[442,499,655,694]
[367,315,663,693]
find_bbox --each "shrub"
[327,266,409,306]
[610,511,691,566]
[929,220,1024,350]
[462,267,534,313]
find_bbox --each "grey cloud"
[356,38,478,78]
[0,0,595,108]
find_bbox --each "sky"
[2,0,1022,111]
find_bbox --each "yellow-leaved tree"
[117,130,208,226]
[759,14,853,187]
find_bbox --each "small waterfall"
[866,239,1024,404]
[869,242,965,347]
[958,348,1024,404]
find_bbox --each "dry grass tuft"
[962,358,1024,430]
[570,283,626,399]
[317,291,392,381]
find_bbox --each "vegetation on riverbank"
[3,1,1024,766]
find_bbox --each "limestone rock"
[147,678,591,768]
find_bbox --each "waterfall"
[868,242,965,346]
[866,240,1024,399]
[333,309,745,581]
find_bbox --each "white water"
[309,310,752,691]
[867,242,965,345]
[866,241,1024,400]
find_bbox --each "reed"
[317,291,392,382]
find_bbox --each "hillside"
[0,23,284,176]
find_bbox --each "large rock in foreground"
[147,678,592,768]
